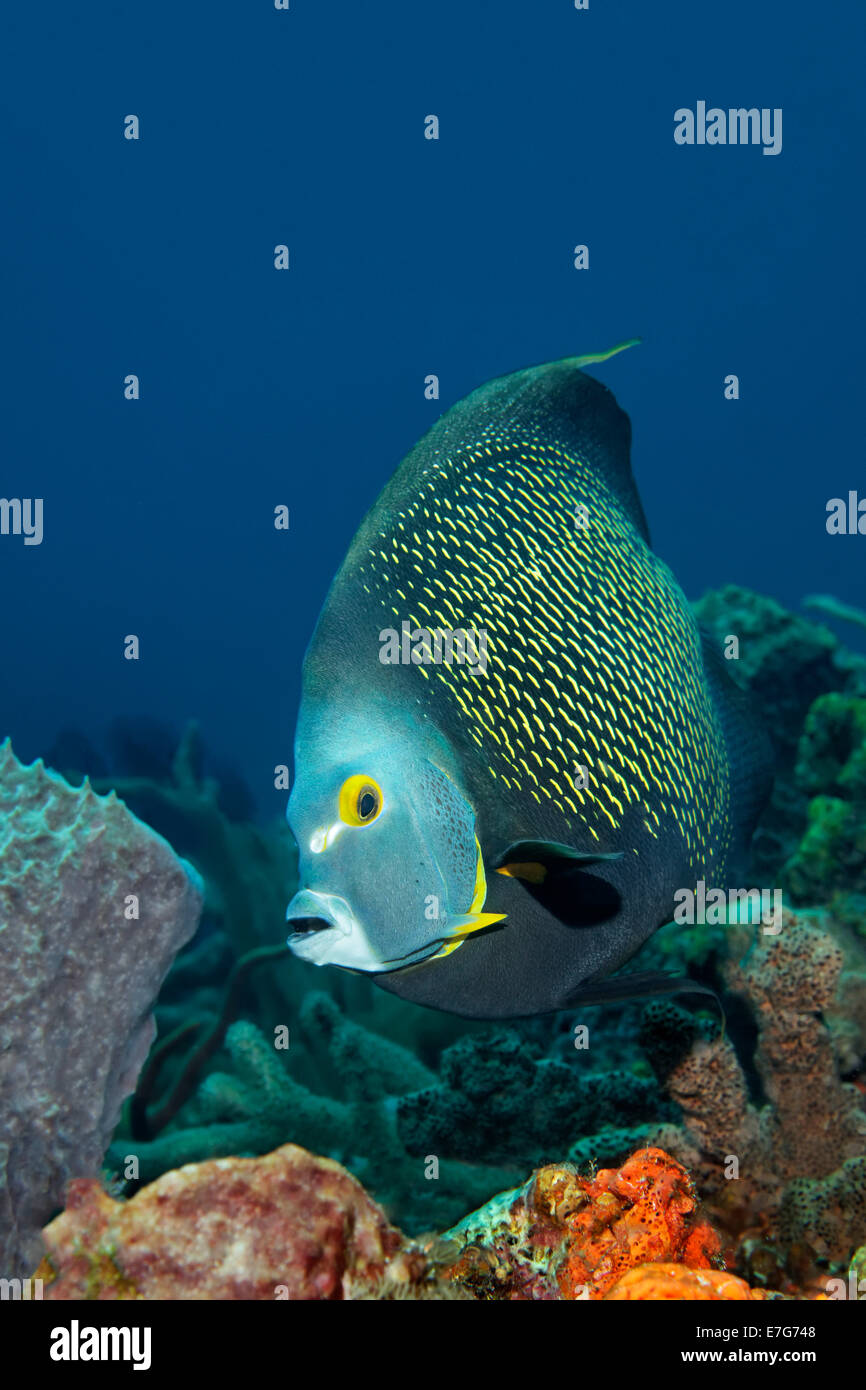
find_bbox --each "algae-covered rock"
[783,795,866,904]
[692,586,845,756]
[783,693,866,916]
[692,587,866,883]
[794,693,866,800]
[41,1146,413,1300]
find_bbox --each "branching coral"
[637,911,866,1275]
[803,594,866,634]
[108,1019,351,1184]
[106,1005,523,1235]
[726,913,865,1180]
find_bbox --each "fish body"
[285,351,773,1017]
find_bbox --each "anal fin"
[560,969,721,1015]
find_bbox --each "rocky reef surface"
[40,1139,864,1301]
[36,1143,772,1301]
[4,587,866,1298]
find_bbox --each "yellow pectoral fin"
[431,911,507,960]
[453,911,508,936]
[430,837,506,960]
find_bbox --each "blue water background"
[2,1,863,815]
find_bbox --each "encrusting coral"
[0,741,202,1278]
[603,1263,766,1301]
[443,1147,724,1300]
[38,1142,775,1301]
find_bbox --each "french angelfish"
[285,345,773,1018]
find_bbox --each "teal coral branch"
[804,593,866,633]
[135,943,290,1140]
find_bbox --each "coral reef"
[636,910,866,1279]
[443,1147,722,1300]
[71,719,479,1099]
[0,741,202,1278]
[106,910,866,1261]
[693,586,866,753]
[693,589,837,767]
[803,593,866,635]
[780,1158,866,1264]
[112,1018,351,1180]
[40,1142,776,1302]
[693,585,866,882]
[14,589,866,1298]
[396,1027,663,1168]
[107,1003,524,1234]
[782,693,866,930]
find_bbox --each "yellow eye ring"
[338,774,384,827]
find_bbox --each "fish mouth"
[285,889,443,972]
[286,889,385,970]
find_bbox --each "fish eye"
[338,774,384,827]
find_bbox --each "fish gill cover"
[0,0,864,1354]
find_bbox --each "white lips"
[285,889,382,969]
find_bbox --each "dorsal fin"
[563,339,641,370]
[413,341,650,544]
